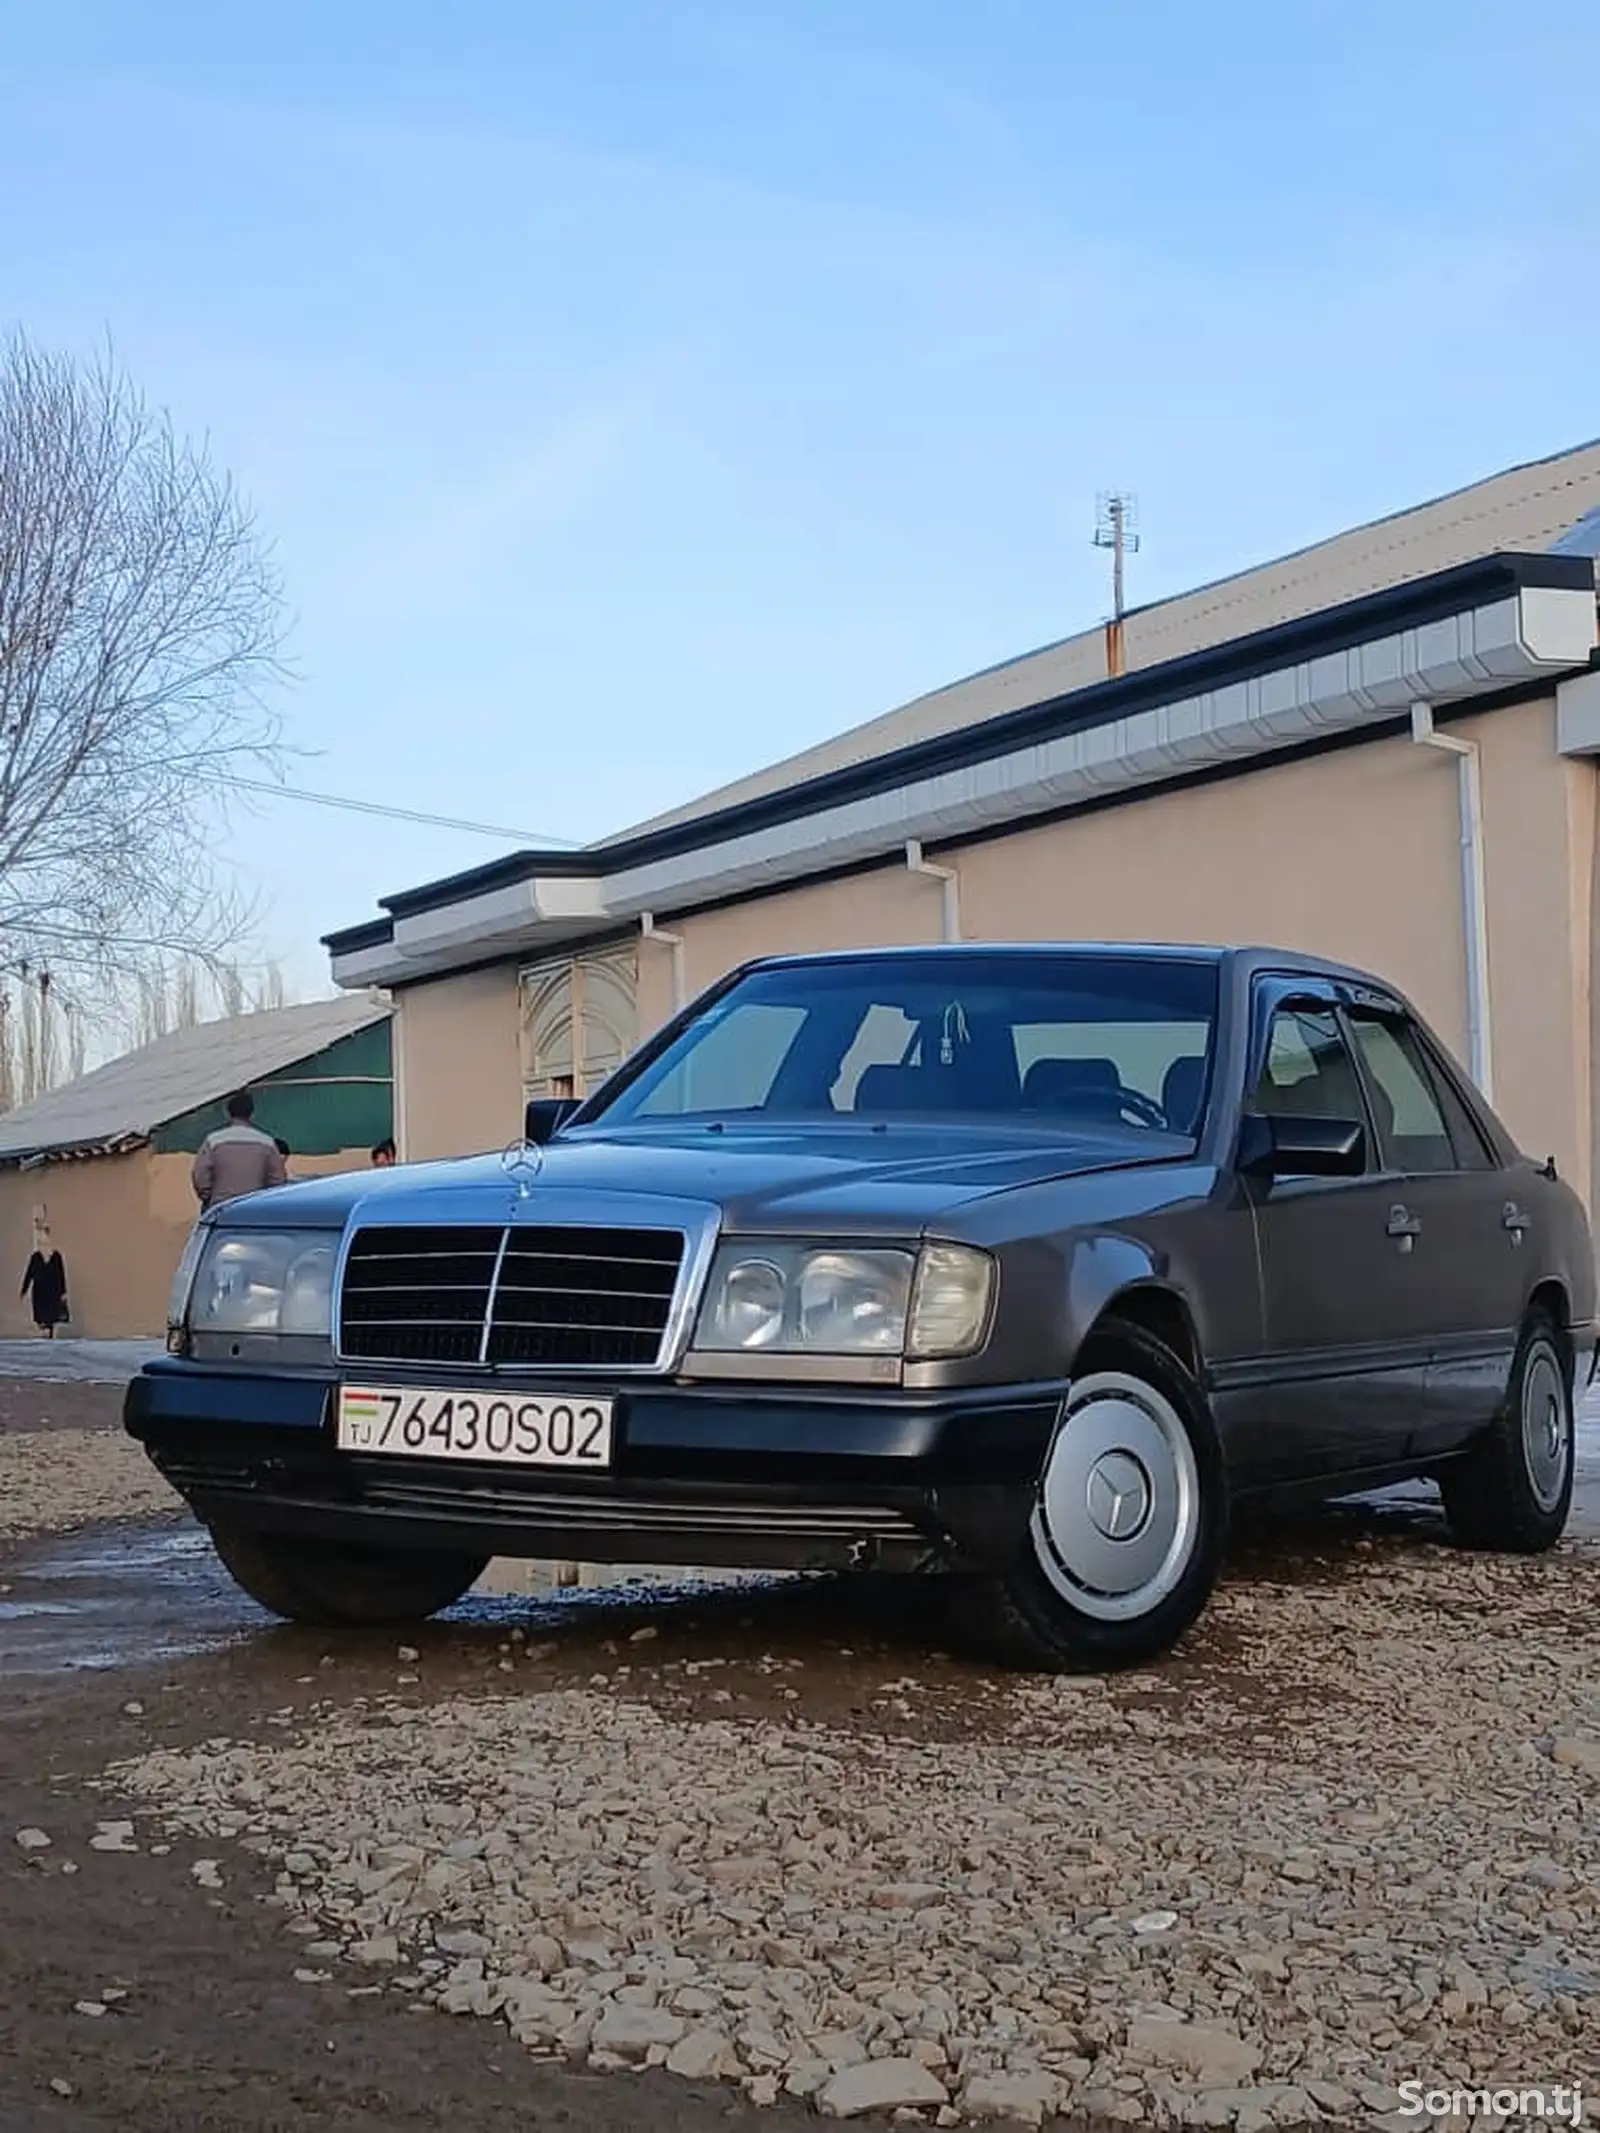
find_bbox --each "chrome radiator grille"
[338,1224,686,1370]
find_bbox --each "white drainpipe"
[639,911,686,1011]
[1410,701,1493,1102]
[904,839,961,942]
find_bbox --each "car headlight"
[186,1229,338,1337]
[168,1222,210,1333]
[694,1241,993,1360]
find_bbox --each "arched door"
[519,947,638,1101]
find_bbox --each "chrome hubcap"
[1521,1345,1570,1515]
[1031,1371,1201,1623]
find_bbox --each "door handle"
[1386,1205,1422,1251]
[1502,1202,1530,1244]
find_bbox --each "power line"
[206,772,579,848]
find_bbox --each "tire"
[959,1321,1228,1672]
[1438,1314,1574,1554]
[208,1525,488,1627]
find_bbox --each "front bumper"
[125,1360,1065,1575]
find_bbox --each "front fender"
[1063,1232,1170,1354]
[913,1228,1197,1390]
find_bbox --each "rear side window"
[1348,1012,1486,1173]
[1416,1037,1498,1172]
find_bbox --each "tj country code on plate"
[336,1385,614,1468]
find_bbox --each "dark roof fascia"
[321,916,395,956]
[327,550,1595,947]
[0,1130,149,1170]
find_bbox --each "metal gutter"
[1410,702,1493,1100]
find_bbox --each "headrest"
[1022,1056,1121,1109]
[854,1063,925,1112]
[1162,1055,1207,1135]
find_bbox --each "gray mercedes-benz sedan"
[128,944,1596,1670]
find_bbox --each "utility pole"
[1094,491,1140,676]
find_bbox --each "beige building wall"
[1,1146,380,1339]
[397,963,524,1162]
[396,694,1600,1207]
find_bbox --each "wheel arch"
[1526,1277,1572,1346]
[1076,1282,1204,1383]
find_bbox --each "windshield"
[590,952,1219,1136]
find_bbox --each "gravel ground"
[102,1537,1600,2131]
[0,1429,180,1538]
[0,1372,177,1540]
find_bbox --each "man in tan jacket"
[192,1090,288,1208]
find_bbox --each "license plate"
[336,1385,613,1469]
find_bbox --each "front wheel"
[1438,1315,1574,1553]
[960,1324,1228,1671]
[209,1525,488,1626]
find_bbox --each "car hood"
[217,1121,1190,1235]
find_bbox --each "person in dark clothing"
[21,1233,68,1337]
[370,1138,397,1167]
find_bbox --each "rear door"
[1240,983,1432,1481]
[1342,1003,1522,1455]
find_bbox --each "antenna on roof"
[1093,491,1139,676]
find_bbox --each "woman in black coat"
[21,1238,68,1337]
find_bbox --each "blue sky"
[4,0,1599,998]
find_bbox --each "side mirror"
[524,1097,580,1145]
[1238,1111,1366,1180]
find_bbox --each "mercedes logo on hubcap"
[1086,1450,1151,1542]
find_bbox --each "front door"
[1243,989,1432,1482]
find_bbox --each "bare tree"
[17,969,38,1099]
[216,961,247,1018]
[0,332,285,983]
[64,998,86,1080]
[112,950,290,1061]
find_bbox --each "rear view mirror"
[1239,1111,1366,1179]
[524,1097,580,1145]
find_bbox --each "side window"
[1253,1005,1368,1128]
[1420,1046,1498,1172]
[1347,1013,1461,1174]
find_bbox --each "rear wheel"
[1438,1314,1574,1553]
[209,1525,488,1626]
[961,1322,1228,1671]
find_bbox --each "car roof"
[746,941,1395,989]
